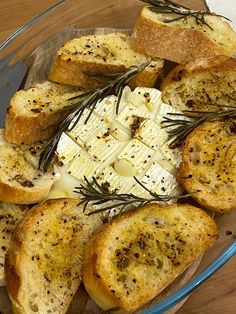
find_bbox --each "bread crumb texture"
[161,55,236,111]
[5,81,86,145]
[83,203,217,312]
[143,8,236,49]
[5,199,103,314]
[10,81,84,115]
[0,129,54,204]
[58,33,159,67]
[178,121,236,213]
[49,33,163,89]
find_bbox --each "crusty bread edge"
[5,249,24,313]
[5,93,74,145]
[0,277,6,286]
[82,225,122,312]
[0,177,53,205]
[177,122,235,213]
[161,55,236,102]
[49,57,163,90]
[131,8,235,64]
[0,203,28,288]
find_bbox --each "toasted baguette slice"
[5,81,85,145]
[0,129,54,204]
[131,7,236,64]
[82,203,218,312]
[177,121,236,213]
[161,55,236,111]
[5,198,103,314]
[0,202,28,286]
[49,33,164,89]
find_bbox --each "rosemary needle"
[39,60,151,171]
[142,0,230,30]
[162,104,236,146]
[74,176,196,216]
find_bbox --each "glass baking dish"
[0,1,235,313]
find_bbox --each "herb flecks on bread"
[5,199,103,314]
[0,129,54,204]
[161,55,236,111]
[178,121,236,213]
[49,33,164,89]
[131,7,236,64]
[5,81,86,145]
[82,203,218,312]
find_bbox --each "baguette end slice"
[131,7,236,64]
[5,198,103,314]
[82,203,218,312]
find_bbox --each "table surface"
[0,1,235,314]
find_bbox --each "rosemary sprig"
[74,176,195,216]
[59,91,94,111]
[142,0,230,30]
[162,104,236,146]
[39,60,151,171]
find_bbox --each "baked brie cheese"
[51,87,183,210]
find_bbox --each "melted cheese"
[52,87,183,211]
[48,166,81,199]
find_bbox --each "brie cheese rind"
[53,87,183,211]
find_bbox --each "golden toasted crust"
[131,7,236,64]
[161,55,236,89]
[0,179,53,205]
[177,121,236,213]
[161,55,236,111]
[5,106,68,146]
[83,203,218,312]
[0,202,28,286]
[49,33,163,89]
[5,198,103,314]
[5,81,85,145]
[0,129,54,205]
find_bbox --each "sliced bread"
[5,81,86,145]
[131,7,236,64]
[177,120,236,213]
[82,203,218,312]
[161,55,236,111]
[0,202,28,286]
[0,129,55,204]
[5,198,103,314]
[49,33,164,89]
